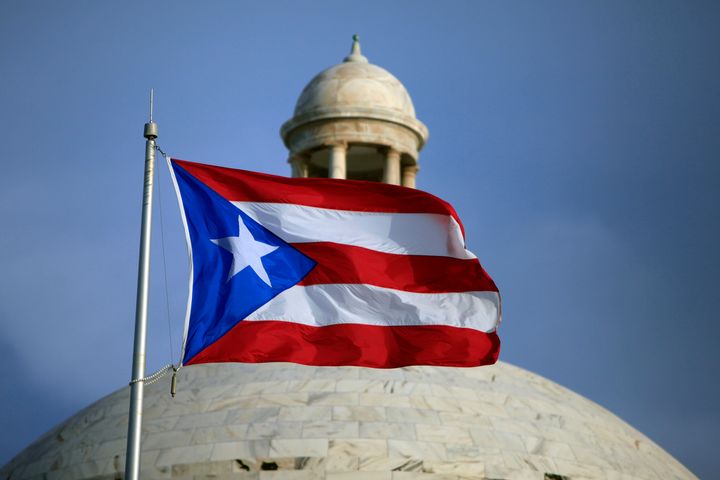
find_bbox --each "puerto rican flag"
[170,159,500,368]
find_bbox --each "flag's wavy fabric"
[170,159,500,368]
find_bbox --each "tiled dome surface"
[0,361,696,480]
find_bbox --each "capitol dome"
[0,362,696,479]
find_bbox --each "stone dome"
[293,61,416,120]
[281,36,428,159]
[0,362,696,479]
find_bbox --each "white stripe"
[232,202,475,260]
[244,284,499,332]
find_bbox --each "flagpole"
[125,91,158,480]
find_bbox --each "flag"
[170,158,501,368]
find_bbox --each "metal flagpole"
[125,90,158,480]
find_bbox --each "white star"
[211,216,279,286]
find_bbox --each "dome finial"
[343,34,368,63]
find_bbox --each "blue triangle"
[172,164,316,364]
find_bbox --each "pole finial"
[144,88,158,139]
[344,34,368,63]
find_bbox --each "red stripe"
[185,320,500,368]
[294,242,498,293]
[172,159,465,237]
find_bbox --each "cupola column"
[382,148,401,185]
[329,143,347,179]
[289,153,309,178]
[401,165,419,189]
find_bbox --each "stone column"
[288,153,309,178]
[329,143,347,179]
[401,164,419,189]
[382,148,401,185]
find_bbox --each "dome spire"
[343,34,368,63]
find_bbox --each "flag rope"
[155,145,182,370]
[154,146,176,364]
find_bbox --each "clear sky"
[1,1,718,477]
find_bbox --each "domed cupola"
[280,35,428,187]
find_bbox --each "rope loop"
[129,364,176,386]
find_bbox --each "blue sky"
[1,1,718,477]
